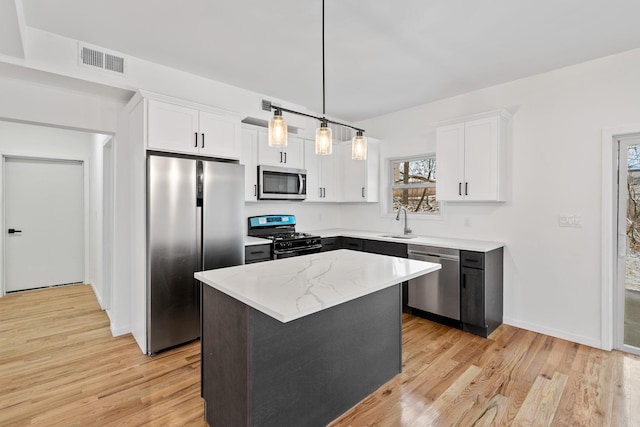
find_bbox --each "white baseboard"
[88,282,104,309]
[503,316,603,350]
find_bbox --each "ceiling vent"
[78,43,126,76]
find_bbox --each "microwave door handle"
[298,174,304,195]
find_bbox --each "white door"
[341,145,366,202]
[464,117,499,201]
[5,157,84,292]
[435,122,465,201]
[147,99,199,154]
[199,111,241,159]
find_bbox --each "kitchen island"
[195,249,440,427]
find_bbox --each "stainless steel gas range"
[247,215,322,259]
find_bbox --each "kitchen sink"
[379,234,417,240]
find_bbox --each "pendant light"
[316,120,332,155]
[352,130,367,160]
[268,108,287,147]
[315,0,332,155]
[266,0,367,159]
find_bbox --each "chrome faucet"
[395,207,412,235]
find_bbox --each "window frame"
[388,154,441,217]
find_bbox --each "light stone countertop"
[196,249,440,323]
[244,236,272,246]
[304,229,504,252]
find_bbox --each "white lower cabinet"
[436,111,510,202]
[304,140,340,202]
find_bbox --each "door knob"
[8,228,22,234]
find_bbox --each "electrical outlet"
[558,215,582,227]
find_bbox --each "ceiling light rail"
[267,103,368,160]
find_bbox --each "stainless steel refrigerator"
[147,154,244,354]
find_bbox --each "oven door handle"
[274,244,323,255]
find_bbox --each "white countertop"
[244,236,271,246]
[303,229,504,252]
[196,249,440,323]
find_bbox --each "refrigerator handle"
[196,206,203,271]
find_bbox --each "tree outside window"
[390,156,439,214]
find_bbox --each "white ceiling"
[17,0,640,122]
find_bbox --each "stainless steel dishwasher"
[407,245,460,320]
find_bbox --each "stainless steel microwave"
[258,165,307,200]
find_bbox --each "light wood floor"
[2,285,640,426]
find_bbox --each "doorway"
[617,136,640,354]
[4,156,84,292]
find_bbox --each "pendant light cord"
[322,0,326,117]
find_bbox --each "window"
[390,155,439,214]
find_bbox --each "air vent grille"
[105,53,125,74]
[79,43,126,75]
[261,99,273,112]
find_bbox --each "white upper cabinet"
[340,142,380,203]
[240,128,259,201]
[198,110,241,159]
[257,132,304,169]
[436,111,509,202]
[147,99,241,160]
[147,100,199,153]
[304,140,340,202]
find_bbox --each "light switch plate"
[559,215,582,227]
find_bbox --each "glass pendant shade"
[268,110,288,147]
[352,131,367,160]
[315,122,332,155]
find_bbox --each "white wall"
[0,120,94,295]
[349,48,640,348]
[244,202,343,233]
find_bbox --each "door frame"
[602,124,640,352]
[102,137,114,310]
[0,153,88,297]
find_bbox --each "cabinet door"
[464,117,499,201]
[361,239,407,257]
[461,267,485,328]
[303,139,322,201]
[282,136,305,169]
[341,237,363,251]
[320,151,340,201]
[321,237,338,252]
[257,131,285,166]
[240,129,259,201]
[341,145,367,202]
[148,100,198,153]
[435,123,465,201]
[198,111,241,159]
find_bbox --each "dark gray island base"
[201,284,402,427]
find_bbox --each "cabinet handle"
[465,182,468,196]
[254,184,257,196]
[284,152,287,164]
[458,182,462,196]
[194,132,198,147]
[362,187,365,198]
[249,250,265,255]
[319,188,323,198]
[323,188,326,198]
[201,133,205,148]
[280,152,283,163]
